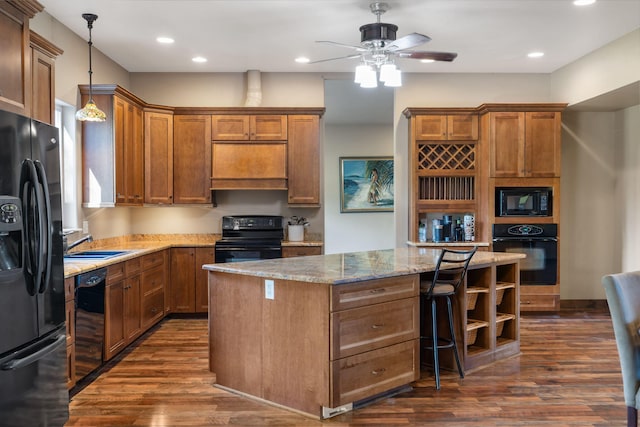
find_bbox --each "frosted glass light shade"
[379,63,396,82]
[354,64,372,84]
[359,67,377,88]
[383,68,402,87]
[75,100,107,122]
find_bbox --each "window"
[55,101,80,231]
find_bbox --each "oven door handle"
[216,246,282,251]
[492,237,557,242]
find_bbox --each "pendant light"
[75,13,106,122]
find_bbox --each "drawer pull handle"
[151,307,158,313]
[371,323,384,329]
[370,288,386,294]
[371,368,386,376]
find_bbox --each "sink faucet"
[64,234,93,254]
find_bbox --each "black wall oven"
[492,224,557,285]
[215,215,283,263]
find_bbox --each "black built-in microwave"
[496,187,552,217]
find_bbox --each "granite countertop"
[63,234,324,278]
[203,247,525,285]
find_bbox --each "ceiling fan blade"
[385,33,431,51]
[316,40,366,51]
[308,54,361,64]
[397,51,458,62]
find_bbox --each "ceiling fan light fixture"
[383,68,402,87]
[76,13,106,122]
[379,63,396,82]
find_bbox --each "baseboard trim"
[560,299,608,312]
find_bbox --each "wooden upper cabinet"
[415,114,478,141]
[525,111,562,178]
[489,110,561,178]
[30,31,62,125]
[144,111,174,204]
[212,114,287,141]
[173,115,212,204]
[0,1,40,116]
[287,115,320,205]
[80,85,145,207]
[114,96,144,205]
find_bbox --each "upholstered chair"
[603,271,640,427]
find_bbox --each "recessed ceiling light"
[192,56,207,63]
[420,59,435,63]
[156,36,174,44]
[574,0,596,6]
[295,56,310,64]
[528,52,545,58]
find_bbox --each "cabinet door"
[30,48,55,124]
[145,111,174,204]
[0,2,30,116]
[489,112,525,177]
[170,248,196,313]
[414,115,447,140]
[211,115,250,140]
[525,111,561,177]
[128,104,145,204]
[173,115,212,204]
[104,280,126,360]
[250,115,287,140]
[124,275,142,342]
[287,115,320,205]
[447,115,478,140]
[114,97,127,205]
[195,247,214,313]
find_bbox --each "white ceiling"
[39,0,640,75]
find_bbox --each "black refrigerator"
[0,110,69,426]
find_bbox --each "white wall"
[618,105,640,272]
[551,29,640,106]
[560,111,620,299]
[324,124,395,254]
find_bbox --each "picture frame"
[340,157,394,213]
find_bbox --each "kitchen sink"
[64,250,130,260]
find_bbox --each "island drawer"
[330,298,419,359]
[330,339,419,407]
[331,274,419,311]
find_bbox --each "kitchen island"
[204,247,525,418]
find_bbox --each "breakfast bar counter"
[204,247,525,418]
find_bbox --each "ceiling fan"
[311,2,458,68]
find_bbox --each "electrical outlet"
[82,220,89,234]
[265,279,274,300]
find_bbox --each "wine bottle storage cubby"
[418,176,475,201]
[417,143,476,171]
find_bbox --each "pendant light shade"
[76,13,106,122]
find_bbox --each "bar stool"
[420,247,477,389]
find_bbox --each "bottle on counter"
[432,219,443,242]
[455,219,464,242]
[418,222,427,242]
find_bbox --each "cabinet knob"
[371,323,384,329]
[371,368,386,376]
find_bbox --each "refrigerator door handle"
[0,333,65,371]
[33,160,52,294]
[19,159,42,296]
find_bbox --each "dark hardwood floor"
[66,311,624,426]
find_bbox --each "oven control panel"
[221,215,283,231]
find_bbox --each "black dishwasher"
[74,268,107,381]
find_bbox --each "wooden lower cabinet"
[64,277,75,389]
[170,247,214,313]
[104,251,167,361]
[208,272,420,418]
[281,245,322,258]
